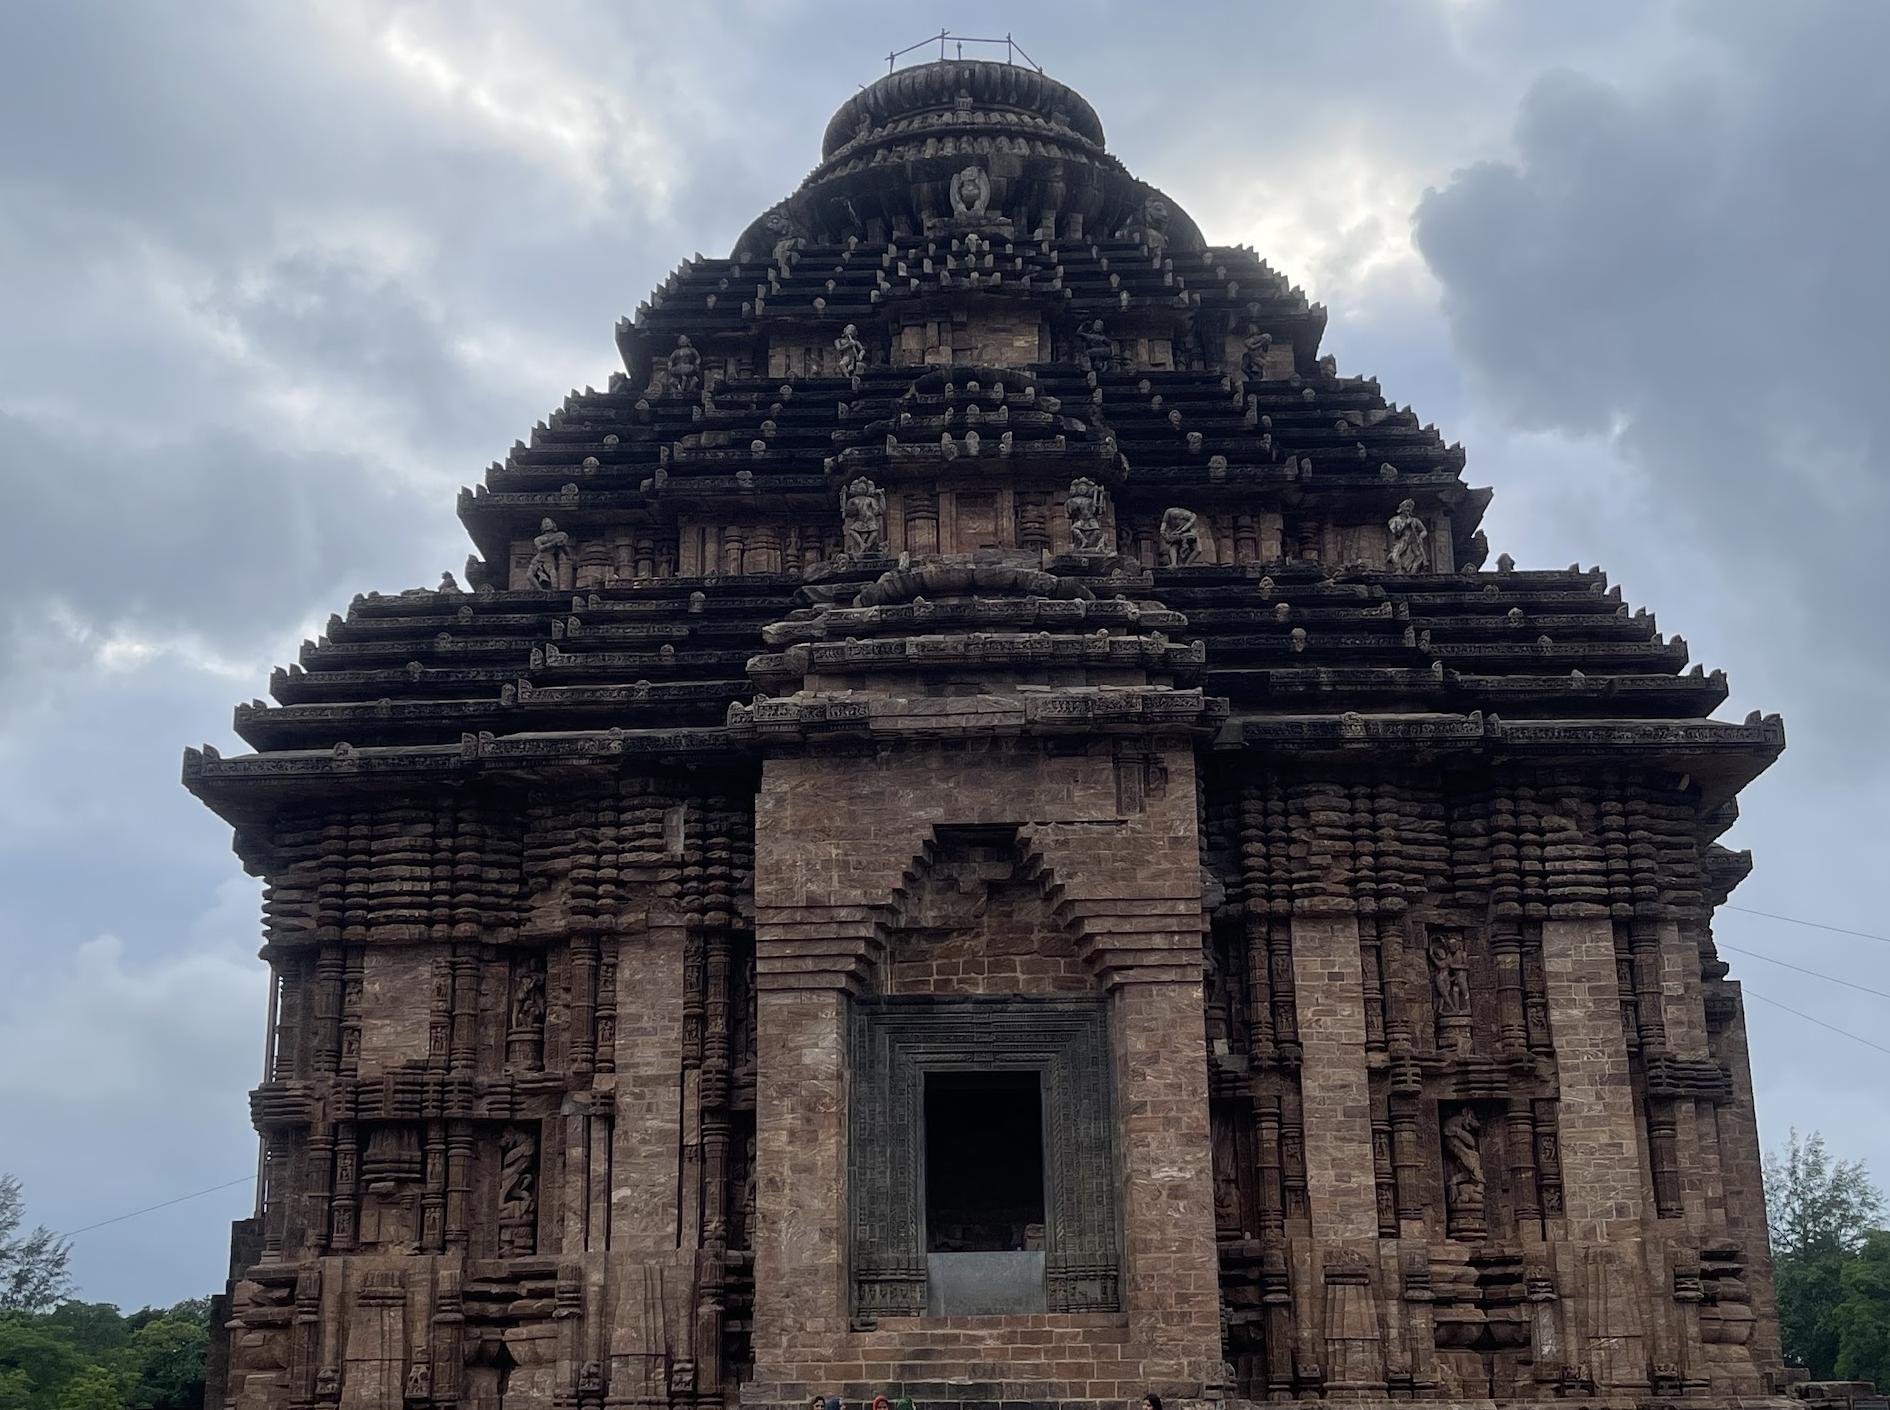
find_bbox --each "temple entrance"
[923,1071,1045,1252]
[847,997,1121,1319]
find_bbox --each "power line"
[1725,905,1890,947]
[1745,989,1890,1060]
[1717,941,1890,1003]
[57,1176,253,1240]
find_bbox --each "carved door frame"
[847,995,1121,1321]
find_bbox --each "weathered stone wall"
[749,737,1222,1406]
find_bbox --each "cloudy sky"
[2,0,1886,1310]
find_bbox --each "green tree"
[0,1316,86,1405]
[1835,1229,1890,1389]
[1766,1129,1886,1377]
[0,1178,71,1313]
[123,1314,207,1410]
[52,1365,125,1410]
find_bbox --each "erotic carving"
[1427,932,1472,1017]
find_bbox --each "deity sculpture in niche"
[841,477,886,557]
[833,323,866,377]
[1387,497,1429,575]
[949,163,992,218]
[1161,506,1204,566]
[663,335,702,397]
[526,518,572,591]
[1079,319,1115,374]
[1442,1107,1487,1240]
[497,1126,538,1256]
[1240,325,1272,380]
[1066,477,1112,554]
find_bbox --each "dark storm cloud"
[1411,0,1890,1185]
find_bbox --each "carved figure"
[1079,320,1114,374]
[1160,506,1204,567]
[1240,326,1272,379]
[763,207,804,268]
[1460,528,1490,572]
[663,335,702,397]
[1386,497,1429,575]
[1427,933,1471,1017]
[1442,1109,1485,1212]
[739,1134,757,1245]
[949,164,992,217]
[498,1127,537,1254]
[1066,477,1111,554]
[525,518,571,590]
[511,965,546,1031]
[1120,195,1171,252]
[833,323,866,377]
[404,1359,432,1403]
[841,476,887,557]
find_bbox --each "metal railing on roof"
[882,30,1043,75]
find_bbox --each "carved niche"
[847,997,1120,1319]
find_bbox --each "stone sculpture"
[833,323,866,377]
[1240,326,1271,379]
[497,1127,537,1256]
[841,476,886,557]
[1387,497,1429,574]
[1067,477,1111,554]
[1443,1108,1486,1233]
[950,164,992,218]
[764,206,804,268]
[525,518,571,590]
[1079,320,1114,374]
[1161,506,1204,566]
[664,335,702,397]
[1427,933,1471,1017]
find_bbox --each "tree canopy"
[1765,1129,1888,1383]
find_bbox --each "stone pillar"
[609,920,686,1254]
[1109,971,1223,1389]
[1290,915,1381,1240]
[1541,917,1645,1243]
[749,984,850,1367]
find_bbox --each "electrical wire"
[57,1176,254,1240]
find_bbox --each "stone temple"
[190,59,1791,1410]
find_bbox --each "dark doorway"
[923,1071,1045,1252]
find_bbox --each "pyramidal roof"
[185,59,1781,843]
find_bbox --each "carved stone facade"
[190,59,1789,1410]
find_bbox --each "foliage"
[0,1299,208,1410]
[1765,1129,1888,1380]
[1835,1229,1890,1390]
[0,1179,71,1315]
